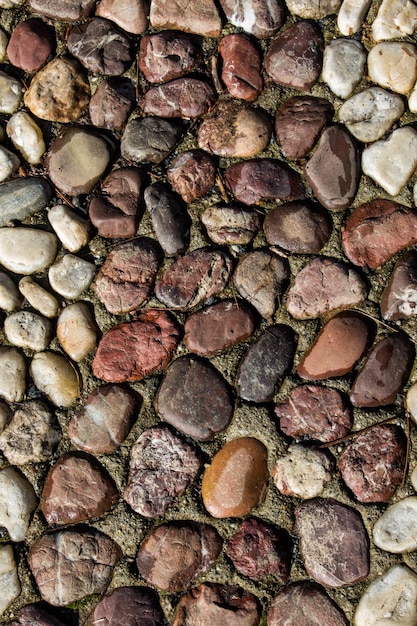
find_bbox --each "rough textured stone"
[219,0,285,38]
[372,0,417,41]
[48,204,90,253]
[30,352,80,408]
[96,0,149,34]
[0,177,52,228]
[368,42,417,95]
[264,201,332,254]
[150,0,222,36]
[202,204,262,245]
[268,582,348,626]
[273,444,334,499]
[144,184,190,256]
[0,227,57,275]
[219,34,262,101]
[7,19,54,72]
[0,545,20,617]
[373,497,417,553]
[167,150,216,203]
[142,79,216,118]
[121,117,183,164]
[286,0,342,18]
[89,77,135,130]
[5,310,53,352]
[56,302,98,362]
[0,347,26,403]
[49,255,95,299]
[381,251,417,320]
[322,39,366,99]
[139,31,201,83]
[18,277,59,319]
[28,0,96,20]
[0,467,37,542]
[92,587,164,626]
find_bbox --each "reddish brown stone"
[7,19,54,72]
[139,31,201,83]
[264,201,332,254]
[219,0,285,38]
[268,582,348,626]
[342,199,417,270]
[9,603,76,626]
[202,205,262,245]
[167,150,216,203]
[144,183,190,256]
[380,251,417,320]
[339,424,407,502]
[28,0,95,21]
[149,0,222,37]
[92,310,181,383]
[92,587,164,626]
[219,34,262,101]
[142,78,216,118]
[89,77,135,130]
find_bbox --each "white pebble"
[322,39,366,99]
[6,111,46,165]
[362,127,417,197]
[0,347,26,403]
[372,0,417,41]
[0,29,7,62]
[406,382,417,426]
[5,311,53,352]
[368,42,417,95]
[0,228,58,275]
[0,71,23,115]
[338,0,372,34]
[30,351,80,408]
[48,204,90,253]
[0,467,37,542]
[284,0,342,18]
[0,272,22,312]
[18,277,60,318]
[354,565,417,626]
[411,465,417,491]
[272,444,333,499]
[0,544,20,617]
[57,302,98,362]
[373,497,417,553]
[49,254,95,299]
[0,145,19,183]
[408,81,417,113]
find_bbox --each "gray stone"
[121,117,183,164]
[0,545,20,617]
[0,467,37,542]
[5,310,53,351]
[0,177,52,227]
[0,272,22,312]
[322,39,366,99]
[0,146,19,183]
[0,347,26,403]
[49,255,96,299]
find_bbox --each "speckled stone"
[268,581,348,626]
[49,255,96,299]
[219,0,285,38]
[0,227,57,275]
[5,310,53,351]
[273,444,334,499]
[150,0,222,37]
[0,347,26,403]
[373,497,417,553]
[30,352,81,408]
[56,302,98,362]
[0,467,37,542]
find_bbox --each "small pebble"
[139,31,201,83]
[89,77,135,130]
[264,201,332,254]
[202,437,269,518]
[322,39,366,99]
[219,0,285,38]
[202,204,262,245]
[268,581,348,626]
[96,0,149,34]
[372,0,417,41]
[6,111,46,165]
[0,176,52,227]
[142,78,216,118]
[6,19,54,72]
[0,467,37,542]
[121,117,183,164]
[28,0,96,20]
[337,0,372,35]
[0,146,19,182]
[0,272,22,312]
[273,444,334,499]
[18,277,60,318]
[0,347,26,403]
[30,352,80,408]
[368,42,417,95]
[150,0,222,37]
[380,251,417,320]
[92,587,164,626]
[48,204,90,253]
[49,254,96,299]
[0,227,57,275]
[167,150,216,203]
[373,496,417,553]
[144,183,191,256]
[5,310,53,351]
[56,302,98,362]
[0,29,7,61]
[0,71,23,114]
[0,545,20,617]
[219,34,262,101]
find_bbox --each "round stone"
[337,0,372,35]
[272,444,334,499]
[373,497,417,553]
[30,352,81,408]
[368,42,417,94]
[264,201,332,254]
[139,31,201,84]
[5,310,53,351]
[121,117,183,164]
[268,581,348,626]
[202,204,262,246]
[167,150,216,203]
[0,467,37,542]
[92,587,164,626]
[7,19,54,72]
[49,255,96,299]
[56,302,98,362]
[0,227,57,275]
[322,39,366,99]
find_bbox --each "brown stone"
[139,31,201,83]
[28,0,95,20]
[380,251,417,320]
[264,201,332,254]
[89,77,135,130]
[219,34,262,101]
[142,78,216,118]
[267,582,348,626]
[96,0,149,34]
[219,0,285,38]
[167,150,216,203]
[144,183,191,256]
[9,603,76,626]
[92,587,164,626]
[149,0,222,36]
[202,204,262,245]
[7,19,54,72]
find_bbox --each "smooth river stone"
[286,0,341,17]
[121,117,183,164]
[7,111,45,165]
[144,183,190,256]
[0,71,23,114]
[0,176,52,227]
[337,0,372,35]
[350,333,415,407]
[322,39,366,99]
[0,228,57,274]
[286,256,368,319]
[92,587,164,626]
[156,355,233,441]
[219,34,262,101]
[0,146,19,183]
[219,0,285,38]
[142,78,216,118]
[373,497,417,553]
[0,347,26,403]
[96,0,149,34]
[18,277,60,319]
[5,310,53,352]
[272,444,334,499]
[48,204,90,253]
[202,437,269,518]
[202,204,261,245]
[268,582,348,626]
[150,0,222,37]
[7,18,54,72]
[28,0,96,20]
[368,42,417,94]
[139,31,201,84]
[372,0,417,41]
[380,251,417,320]
[0,545,20,616]
[304,125,360,212]
[9,604,77,626]
[0,467,37,542]
[0,272,22,312]
[295,498,369,587]
[49,255,95,299]
[297,311,374,380]
[30,352,80,408]
[56,302,98,362]
[264,201,332,254]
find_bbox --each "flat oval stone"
[142,79,216,118]
[0,227,57,275]
[121,117,183,164]
[0,176,52,227]
[219,34,262,101]
[5,310,53,351]
[275,384,352,443]
[89,77,135,130]
[295,498,369,587]
[156,355,233,440]
[350,333,415,407]
[339,424,406,502]
[56,302,98,362]
[237,324,296,403]
[286,0,341,17]
[0,466,38,542]
[28,0,96,20]
[264,201,332,254]
[342,199,417,270]
[124,425,201,517]
[49,255,96,299]
[96,0,149,34]
[144,184,190,256]
[48,204,90,253]
[0,347,26,403]
[368,42,417,95]
[219,0,285,38]
[297,311,374,380]
[202,205,262,246]
[30,352,81,408]
[167,150,216,203]
[304,125,360,212]
[7,19,54,72]
[202,437,269,518]
[139,31,201,83]
[150,0,222,37]
[268,582,348,626]
[92,309,181,382]
[0,545,20,616]
[0,70,23,114]
[92,587,164,626]
[136,521,222,592]
[265,21,323,90]
[322,39,366,99]
[381,251,417,320]
[18,277,59,319]
[337,0,372,35]
[0,272,22,312]
[373,497,417,553]
[272,444,334,499]
[286,256,368,320]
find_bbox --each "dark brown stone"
[144,183,191,256]
[92,309,181,383]
[275,96,334,160]
[124,425,201,517]
[265,21,323,90]
[156,355,233,440]
[92,587,164,626]
[202,204,262,245]
[9,604,75,626]
[237,324,296,403]
[89,77,135,130]
[136,521,222,592]
[142,78,216,118]
[295,498,369,587]
[219,0,285,38]
[342,199,417,270]
[149,0,223,37]
[167,150,216,203]
[339,424,407,502]
[380,251,417,320]
[275,384,352,443]
[264,201,332,254]
[121,117,183,165]
[7,19,54,72]
[267,582,348,626]
[219,34,262,101]
[28,0,95,21]
[139,31,201,83]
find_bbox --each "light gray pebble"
[372,0,417,41]
[272,444,333,499]
[18,276,60,318]
[57,302,98,362]
[0,29,7,61]
[30,352,80,408]
[411,465,417,490]
[6,112,46,165]
[0,228,58,275]
[48,204,90,252]
[0,545,20,617]
[0,347,26,403]
[373,497,417,553]
[322,39,366,99]
[0,272,22,312]
[0,146,20,183]
[5,310,53,352]
[338,0,372,35]
[0,71,23,114]
[48,254,95,299]
[368,42,417,95]
[285,0,341,18]
[0,177,53,227]
[0,467,37,542]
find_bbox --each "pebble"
[286,0,342,17]
[198,101,272,158]
[0,29,7,61]
[372,0,417,41]
[41,452,119,525]
[184,299,256,356]
[273,444,334,499]
[30,352,80,408]
[155,247,232,309]
[275,384,353,443]
[144,184,190,256]
[368,42,417,95]
[47,204,90,253]
[0,272,22,312]
[69,384,138,454]
[94,238,161,314]
[304,125,360,212]
[264,201,332,254]
[137,521,222,592]
[0,545,20,617]
[96,0,149,34]
[18,277,59,319]
[234,250,289,319]
[139,31,201,83]
[49,254,96,299]
[142,78,216,118]
[28,528,121,606]
[92,587,164,626]
[167,150,216,202]
[0,467,37,542]
[268,581,348,626]
[373,496,417,553]
[46,127,112,196]
[92,310,180,382]
[380,251,417,320]
[0,402,10,433]
[339,424,406,502]
[56,302,98,362]
[156,355,233,440]
[354,564,417,626]
[124,425,201,517]
[202,204,262,245]
[362,127,417,197]
[219,34,262,101]
[202,437,269,518]
[150,0,222,37]
[0,400,61,464]
[0,227,57,275]
[337,0,372,35]
[121,117,183,164]
[6,19,54,72]
[275,96,333,161]
[264,21,323,90]
[297,311,374,380]
[9,604,73,626]
[5,310,53,352]
[237,325,296,402]
[0,347,26,403]
[89,167,144,239]
[2,0,25,6]
[338,87,405,143]
[407,383,417,427]
[226,518,291,582]
[295,498,369,587]
[89,77,135,130]
[287,256,368,319]
[350,333,415,407]
[0,176,52,227]
[0,146,19,182]
[6,111,46,165]
[225,159,304,205]
[322,39,366,99]
[0,71,23,114]
[219,0,285,38]
[28,0,96,20]
[24,57,90,123]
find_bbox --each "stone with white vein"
[372,0,417,41]
[0,467,37,542]
[57,302,98,362]
[0,145,19,183]
[48,204,90,253]
[18,277,60,318]
[6,111,46,165]
[0,272,22,312]
[322,39,366,99]
[0,545,20,617]
[30,351,80,408]
[0,347,26,403]
[373,497,417,553]
[0,71,23,114]
[0,228,58,275]
[338,0,372,35]
[368,42,417,95]
[48,254,95,299]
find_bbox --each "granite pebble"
[372,0,417,41]
[56,302,98,362]
[0,177,52,227]
[286,0,342,18]
[30,352,80,408]
[0,467,37,542]
[49,255,95,299]
[142,78,216,118]
[28,0,96,20]
[5,310,52,352]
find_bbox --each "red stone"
[141,79,216,118]
[7,19,54,72]
[139,31,201,83]
[380,251,417,320]
[167,150,216,203]
[268,582,348,626]
[219,34,262,101]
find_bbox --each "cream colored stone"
[0,545,20,617]
[7,112,46,165]
[0,145,20,183]
[372,0,417,41]
[0,347,26,403]
[57,302,98,362]
[272,444,333,499]
[368,42,417,95]
[5,311,53,352]
[48,204,90,252]
[0,272,22,312]
[337,0,372,34]
[18,277,60,319]
[49,255,95,299]
[322,38,366,99]
[0,29,7,62]
[0,71,23,115]
[96,0,149,34]
[285,0,341,18]
[0,467,37,542]
[30,351,80,408]
[373,497,417,553]
[0,228,58,275]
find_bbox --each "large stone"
[368,42,417,94]
[322,39,366,99]
[0,71,23,114]
[150,0,222,36]
[219,34,262,101]
[373,497,417,553]
[56,302,98,362]
[272,444,334,499]
[264,201,332,254]
[28,0,96,20]
[139,31,201,83]
[48,254,96,299]
[89,77,135,130]
[0,545,20,617]
[0,467,37,542]
[167,150,216,203]
[202,204,262,245]
[372,0,417,41]
[0,227,57,275]
[96,0,149,34]
[337,0,372,35]
[5,310,53,351]
[268,582,348,626]
[144,184,190,256]
[7,19,54,72]
[121,117,183,164]
[219,0,285,38]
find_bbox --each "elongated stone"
[142,79,216,118]
[0,467,37,542]
[30,352,81,408]
[338,0,372,35]
[0,545,20,616]
[0,177,52,227]
[150,0,222,37]
[380,251,417,320]
[56,302,98,362]
[322,39,366,99]
[0,347,26,403]
[144,184,190,256]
